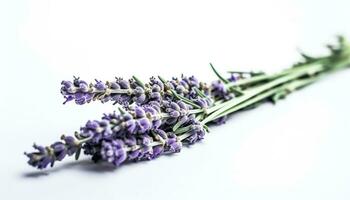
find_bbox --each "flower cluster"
[26,66,253,169]
[61,75,210,107]
[211,80,233,101]
[25,106,195,168]
[26,74,214,169]
[24,135,82,169]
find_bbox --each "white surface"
[1,0,350,199]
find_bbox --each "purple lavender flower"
[50,142,67,161]
[211,80,233,101]
[25,100,205,169]
[182,125,206,144]
[62,135,79,155]
[228,73,241,82]
[26,73,217,170]
[165,133,182,153]
[61,77,134,106]
[193,97,213,109]
[24,144,54,169]
[61,78,95,105]
[25,72,238,169]
[212,115,228,125]
[162,100,190,125]
[163,75,209,100]
[61,75,210,108]
[24,136,82,169]
[100,139,127,166]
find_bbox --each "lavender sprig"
[25,98,206,168]
[61,75,211,107]
[25,36,350,170]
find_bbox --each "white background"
[1,0,350,199]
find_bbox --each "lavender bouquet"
[25,37,350,169]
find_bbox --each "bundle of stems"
[24,36,350,170]
[203,37,350,123]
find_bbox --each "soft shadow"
[21,158,152,178]
[21,146,197,179]
[21,159,118,178]
[22,171,49,178]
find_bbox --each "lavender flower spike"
[24,135,90,169]
[61,75,210,107]
[25,93,209,168]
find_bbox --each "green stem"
[210,63,244,95]
[209,77,319,122]
[202,61,337,124]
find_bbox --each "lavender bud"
[118,79,130,89]
[100,140,127,166]
[51,142,67,161]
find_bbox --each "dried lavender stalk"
[25,36,350,170]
